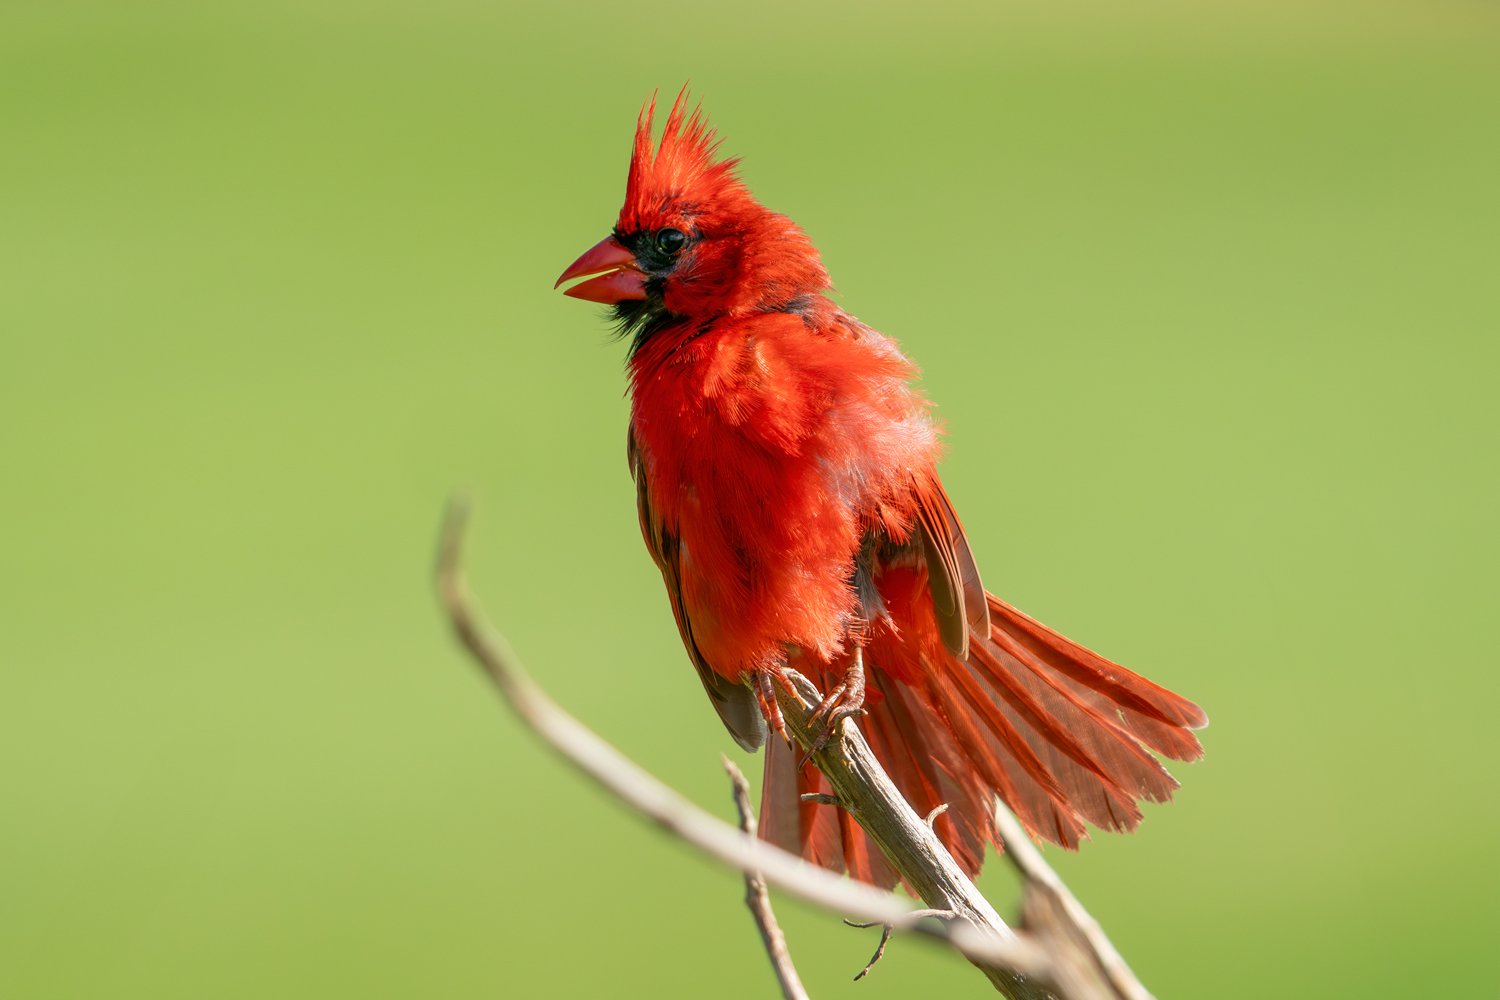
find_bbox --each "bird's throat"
[613,294,688,358]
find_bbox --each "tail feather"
[988,597,1209,741]
[1021,643,1205,764]
[974,634,1181,806]
[970,640,1151,834]
[758,732,801,853]
[801,765,845,874]
[866,670,990,874]
[759,583,1206,882]
[760,735,861,879]
[929,648,1090,847]
[839,804,899,887]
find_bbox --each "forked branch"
[724,757,810,1000]
[436,497,1154,999]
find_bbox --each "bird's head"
[555,92,830,341]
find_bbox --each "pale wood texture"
[437,498,1158,999]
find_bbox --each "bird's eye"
[655,228,688,255]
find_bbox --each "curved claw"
[799,648,868,765]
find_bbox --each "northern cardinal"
[555,93,1206,885]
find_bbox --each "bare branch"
[854,922,895,980]
[438,498,1163,1000]
[994,805,1156,1000]
[769,672,1055,1000]
[846,909,955,981]
[723,757,809,1000]
[798,792,841,806]
[434,497,1047,979]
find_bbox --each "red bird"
[556,94,1206,885]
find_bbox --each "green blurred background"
[4,1,1498,997]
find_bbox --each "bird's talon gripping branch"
[772,665,802,699]
[801,647,868,765]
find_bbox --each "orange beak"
[555,236,647,304]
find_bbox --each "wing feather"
[628,430,767,751]
[912,476,989,658]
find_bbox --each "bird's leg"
[803,645,867,761]
[752,668,790,745]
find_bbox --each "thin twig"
[434,497,1048,982]
[846,908,957,981]
[723,756,809,1000]
[798,792,841,806]
[993,805,1156,1000]
[855,923,894,980]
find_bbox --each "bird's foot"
[801,648,867,765]
[752,668,791,745]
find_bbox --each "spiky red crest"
[607,89,831,317]
[618,90,752,233]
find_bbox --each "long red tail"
[759,589,1206,885]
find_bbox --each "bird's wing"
[628,429,768,751]
[911,474,990,659]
